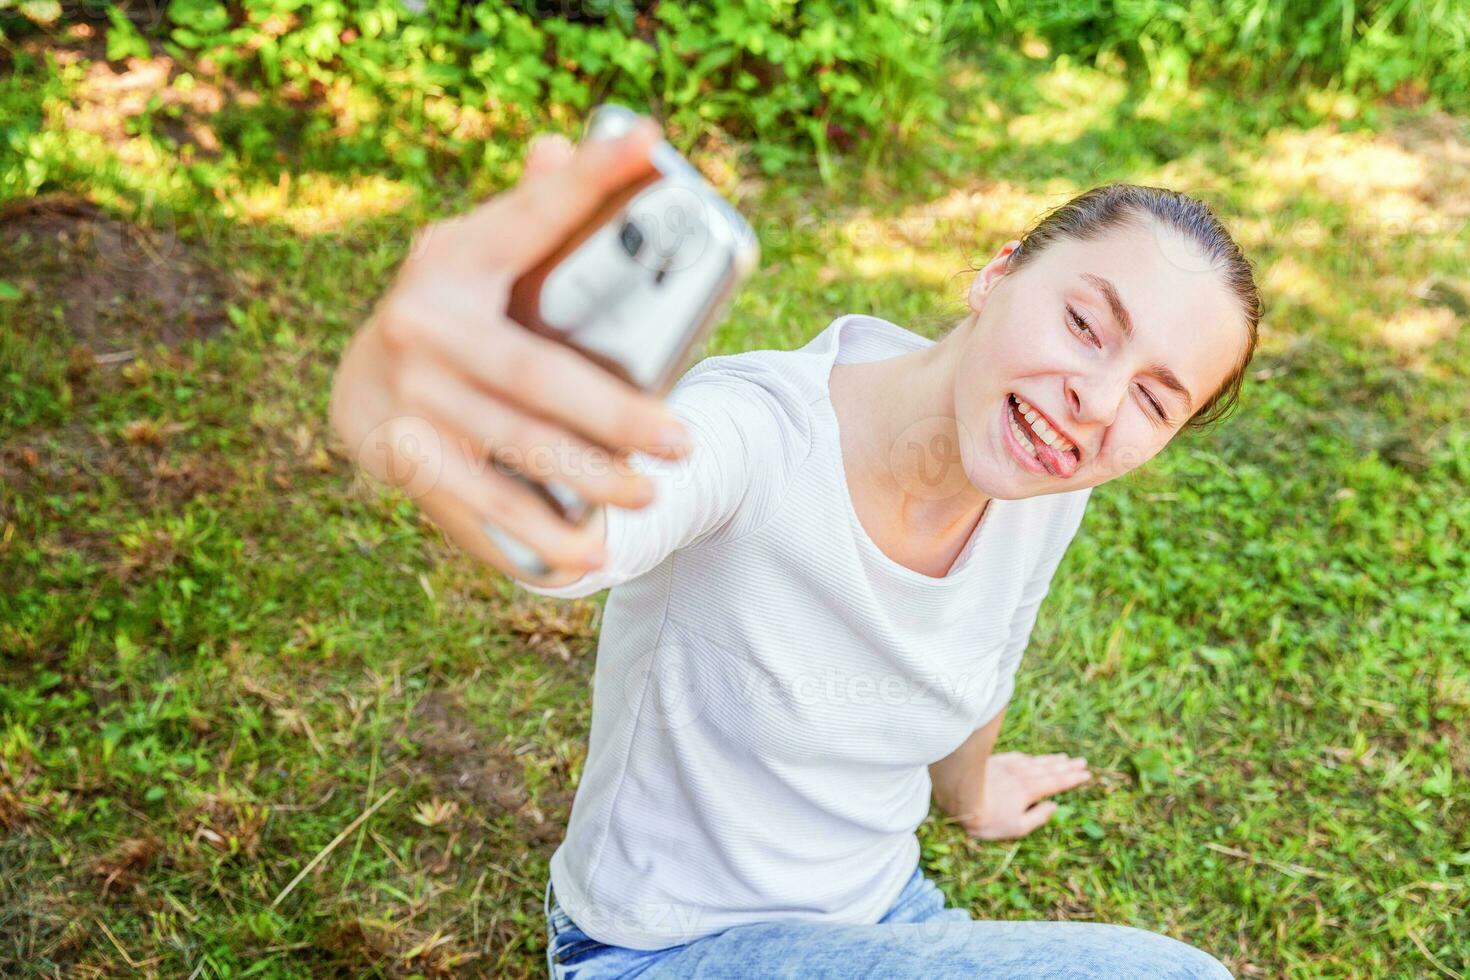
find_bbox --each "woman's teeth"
[1013,395,1075,454]
[1008,399,1040,457]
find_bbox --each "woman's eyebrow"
[1080,272,1135,340]
[1150,365,1194,413]
[1079,272,1194,411]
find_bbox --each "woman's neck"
[829,316,992,568]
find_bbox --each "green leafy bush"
[88,0,949,175]
[965,0,1470,107]
[0,0,1465,177]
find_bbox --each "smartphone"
[485,104,760,580]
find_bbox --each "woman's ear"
[967,239,1022,313]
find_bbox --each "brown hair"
[1004,183,1263,431]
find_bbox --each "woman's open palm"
[966,751,1092,840]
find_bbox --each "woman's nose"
[1066,374,1124,428]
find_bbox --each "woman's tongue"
[1013,398,1078,479]
[1033,436,1076,478]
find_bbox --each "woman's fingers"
[1013,800,1059,836]
[394,358,658,510]
[1034,754,1089,781]
[369,406,607,573]
[1017,758,1099,799]
[379,285,692,459]
[1025,763,1093,800]
[524,132,575,178]
[1007,752,1087,773]
[411,468,599,582]
[428,434,608,571]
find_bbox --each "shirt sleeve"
[512,365,811,600]
[975,488,1093,728]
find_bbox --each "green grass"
[1,32,1467,980]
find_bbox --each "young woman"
[331,120,1258,978]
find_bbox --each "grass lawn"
[1,32,1467,979]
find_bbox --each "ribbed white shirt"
[517,314,1092,950]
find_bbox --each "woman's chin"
[956,428,1040,499]
[959,451,1039,501]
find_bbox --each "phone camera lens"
[618,220,646,258]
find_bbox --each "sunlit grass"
[230,174,419,233]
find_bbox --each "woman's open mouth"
[1003,393,1080,479]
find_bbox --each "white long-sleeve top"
[517,313,1092,950]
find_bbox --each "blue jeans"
[544,865,1233,978]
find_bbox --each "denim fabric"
[543,865,1233,979]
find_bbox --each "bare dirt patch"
[0,194,240,526]
[0,194,232,353]
[406,690,570,846]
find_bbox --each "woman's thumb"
[524,133,575,178]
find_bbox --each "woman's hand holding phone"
[328,119,693,584]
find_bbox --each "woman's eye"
[1066,305,1100,347]
[1139,386,1170,424]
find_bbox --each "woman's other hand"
[328,119,693,584]
[962,751,1092,840]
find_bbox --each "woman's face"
[952,218,1249,499]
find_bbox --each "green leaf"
[1422,766,1452,798]
[1131,748,1171,786]
[0,281,20,301]
[1198,645,1236,670]
[106,8,153,62]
